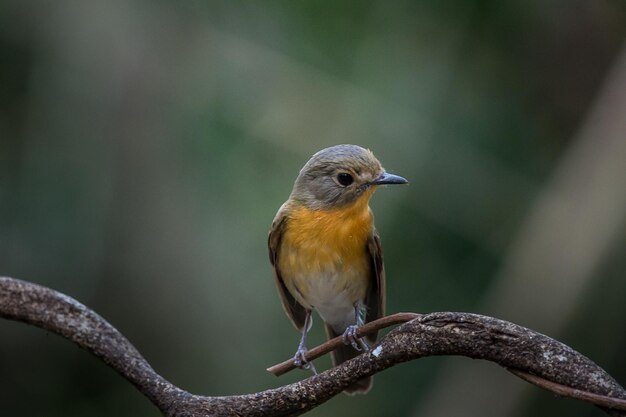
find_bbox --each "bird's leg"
[342,304,370,352]
[293,310,317,374]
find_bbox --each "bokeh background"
[1,1,626,416]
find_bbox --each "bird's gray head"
[289,144,407,210]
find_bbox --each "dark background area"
[1,1,625,416]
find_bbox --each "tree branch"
[1,276,625,416]
[267,312,419,376]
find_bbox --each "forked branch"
[1,276,625,417]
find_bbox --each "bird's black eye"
[337,172,354,186]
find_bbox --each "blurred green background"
[1,1,626,416]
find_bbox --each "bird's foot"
[342,325,370,352]
[293,346,317,374]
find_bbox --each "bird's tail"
[325,324,373,395]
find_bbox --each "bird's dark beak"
[369,172,408,186]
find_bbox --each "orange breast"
[278,194,375,308]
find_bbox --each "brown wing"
[364,230,385,344]
[268,204,308,331]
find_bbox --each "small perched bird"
[268,144,407,394]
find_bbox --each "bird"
[268,144,407,394]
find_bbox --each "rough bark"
[1,276,625,416]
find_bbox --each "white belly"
[289,268,366,333]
